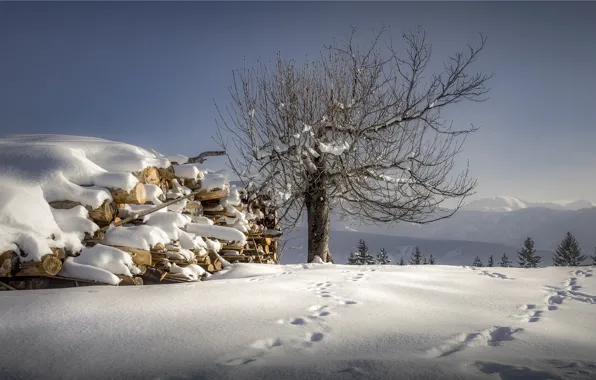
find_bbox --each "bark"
[305,175,330,263]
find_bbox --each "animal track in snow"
[478,271,513,280]
[336,299,358,305]
[563,277,582,291]
[347,273,367,282]
[309,332,324,342]
[427,326,523,358]
[219,338,282,366]
[290,317,308,325]
[571,269,593,278]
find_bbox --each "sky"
[1,1,595,203]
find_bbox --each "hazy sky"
[1,1,595,202]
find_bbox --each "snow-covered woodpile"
[0,135,281,290]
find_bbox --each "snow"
[0,178,65,260]
[143,212,191,241]
[318,141,349,156]
[92,172,139,191]
[0,134,173,259]
[172,164,203,179]
[169,263,205,281]
[463,196,596,213]
[201,173,228,191]
[166,154,189,164]
[104,225,170,251]
[59,257,120,285]
[71,244,140,277]
[1,134,170,172]
[144,184,164,205]
[185,223,247,243]
[2,264,595,379]
[50,205,99,241]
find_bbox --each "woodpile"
[1,152,283,290]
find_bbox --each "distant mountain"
[279,196,596,266]
[279,228,553,267]
[461,196,594,213]
[328,205,596,256]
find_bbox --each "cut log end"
[110,182,147,205]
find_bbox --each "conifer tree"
[398,257,405,266]
[410,246,422,265]
[429,254,436,265]
[376,248,391,265]
[517,237,541,268]
[487,255,494,267]
[423,257,428,265]
[347,252,360,265]
[553,232,586,266]
[472,256,483,267]
[499,253,512,267]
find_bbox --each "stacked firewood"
[0,160,282,290]
[202,184,283,265]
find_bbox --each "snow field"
[1,264,594,379]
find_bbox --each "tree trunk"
[305,178,330,263]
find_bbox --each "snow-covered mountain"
[462,196,594,212]
[318,201,596,258]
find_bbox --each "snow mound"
[104,225,170,251]
[72,244,140,277]
[0,134,174,260]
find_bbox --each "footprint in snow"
[336,299,358,305]
[478,271,513,280]
[290,317,308,326]
[309,332,324,342]
[563,277,582,291]
[427,326,523,358]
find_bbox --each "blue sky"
[1,1,595,202]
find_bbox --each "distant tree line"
[347,240,436,266]
[348,231,596,267]
[471,231,596,268]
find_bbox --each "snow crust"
[104,225,170,251]
[2,264,594,379]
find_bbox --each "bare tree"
[216,26,491,263]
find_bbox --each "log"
[0,251,18,277]
[158,166,176,180]
[202,209,238,218]
[98,186,203,233]
[15,254,62,277]
[135,167,161,186]
[109,245,152,266]
[212,259,223,271]
[49,199,117,226]
[0,280,17,291]
[196,187,229,201]
[118,276,138,286]
[141,267,168,284]
[152,243,166,252]
[110,182,146,205]
[197,263,215,272]
[221,255,249,263]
